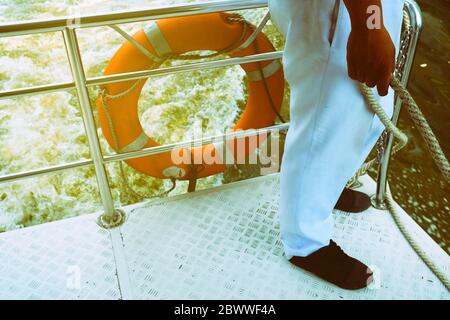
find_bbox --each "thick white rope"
[391,77,450,184]
[360,79,450,291]
[385,188,450,291]
[347,83,409,187]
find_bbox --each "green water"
[0,0,287,230]
[0,0,448,253]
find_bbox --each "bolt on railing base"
[371,194,388,210]
[97,209,126,229]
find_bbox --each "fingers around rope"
[366,78,377,88]
[376,64,393,96]
[347,62,357,80]
[377,74,391,97]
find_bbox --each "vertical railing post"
[372,0,423,209]
[62,27,123,227]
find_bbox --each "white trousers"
[268,0,405,258]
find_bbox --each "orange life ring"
[97,12,284,180]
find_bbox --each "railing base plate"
[371,194,388,210]
[97,209,126,229]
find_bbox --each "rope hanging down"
[345,11,450,290]
[359,78,450,291]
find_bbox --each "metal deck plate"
[0,174,449,299]
[0,214,120,299]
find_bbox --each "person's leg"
[269,0,405,258]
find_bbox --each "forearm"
[343,0,384,30]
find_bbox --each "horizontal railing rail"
[0,81,75,100]
[0,52,283,100]
[103,123,290,164]
[0,0,268,37]
[0,0,422,226]
[0,159,94,184]
[0,123,289,185]
[87,51,284,87]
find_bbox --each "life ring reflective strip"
[98,13,285,180]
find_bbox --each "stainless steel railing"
[373,0,423,209]
[0,0,422,224]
